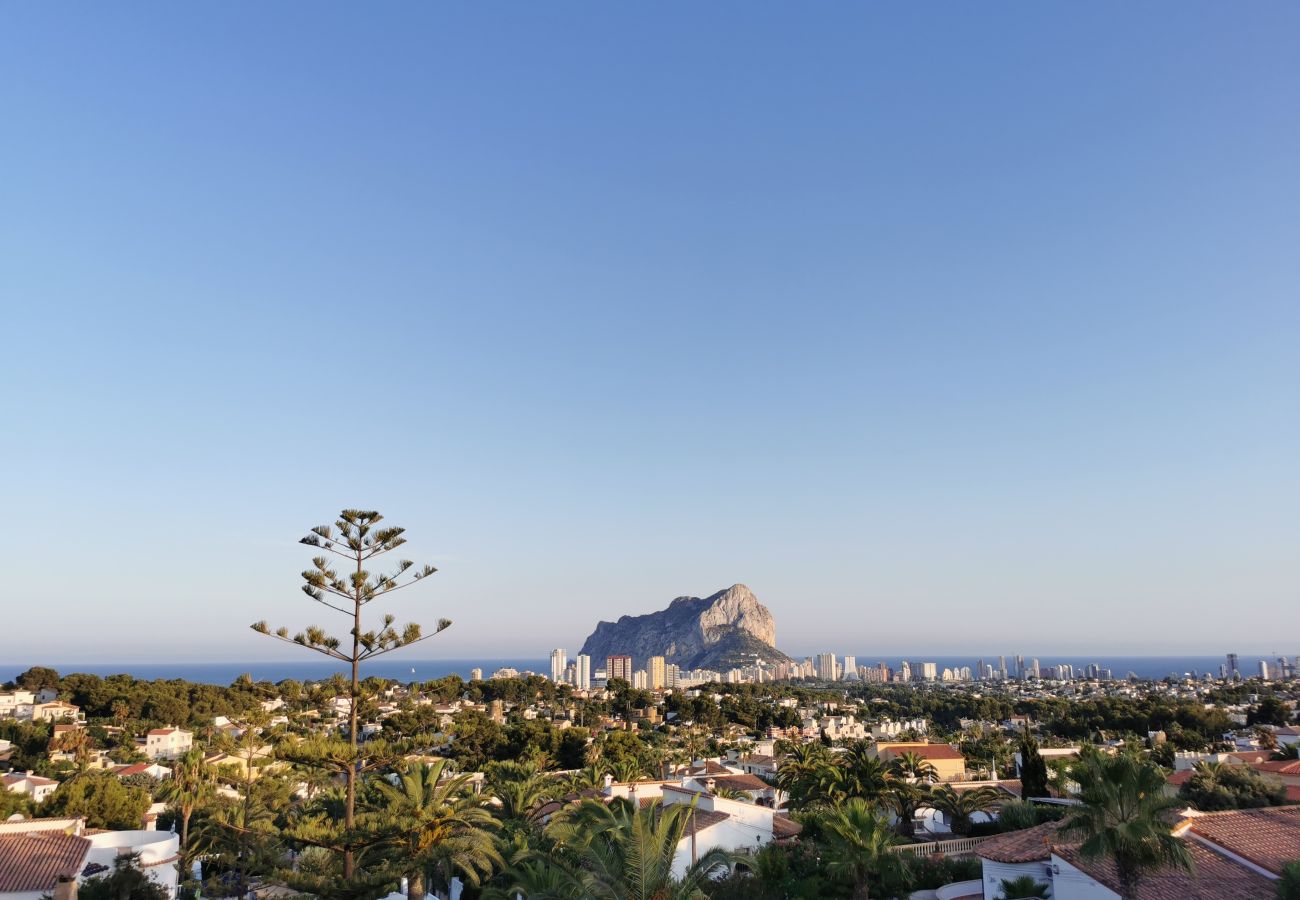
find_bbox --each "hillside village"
[4,662,1300,899]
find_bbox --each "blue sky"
[1,4,1296,662]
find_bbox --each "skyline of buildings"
[531,647,1299,691]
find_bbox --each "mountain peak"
[579,584,789,671]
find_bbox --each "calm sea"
[0,659,551,686]
[0,655,1266,686]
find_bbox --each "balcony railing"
[887,835,992,858]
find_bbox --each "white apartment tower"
[575,654,591,691]
[550,649,567,684]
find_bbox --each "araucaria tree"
[251,509,450,878]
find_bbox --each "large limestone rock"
[579,584,790,671]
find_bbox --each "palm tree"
[928,785,1001,836]
[889,751,938,784]
[710,786,749,802]
[161,748,215,854]
[679,726,708,764]
[492,771,558,827]
[1062,753,1193,899]
[817,798,912,900]
[111,700,131,727]
[486,858,585,899]
[810,761,849,807]
[611,758,646,784]
[372,760,501,900]
[886,780,931,838]
[563,763,609,793]
[534,797,734,899]
[776,743,831,810]
[998,874,1052,898]
[51,727,94,776]
[838,741,893,802]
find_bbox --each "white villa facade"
[141,727,193,760]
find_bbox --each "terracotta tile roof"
[111,763,152,778]
[1252,759,1300,776]
[3,773,57,787]
[1225,751,1271,765]
[975,820,1063,863]
[677,760,734,776]
[1167,769,1195,786]
[680,808,729,836]
[1056,839,1274,899]
[532,801,563,819]
[0,832,92,892]
[877,742,965,760]
[771,814,802,839]
[1187,805,1300,875]
[0,819,83,836]
[708,773,771,792]
[994,779,1022,798]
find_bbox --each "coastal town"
[4,645,1300,899]
[5,2,1294,898]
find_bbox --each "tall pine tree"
[252,510,450,880]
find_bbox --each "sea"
[0,655,1265,686]
[0,659,551,686]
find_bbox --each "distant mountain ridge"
[579,584,791,671]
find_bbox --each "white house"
[29,702,83,724]
[0,691,35,719]
[111,762,173,781]
[598,775,799,878]
[0,817,180,900]
[872,718,929,740]
[659,784,799,878]
[2,773,60,804]
[974,806,1297,899]
[141,727,193,760]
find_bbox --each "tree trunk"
[344,552,362,880]
[852,877,871,900]
[1117,861,1140,900]
[181,808,191,848]
[407,868,425,900]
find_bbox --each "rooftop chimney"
[53,877,78,900]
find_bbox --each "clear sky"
[1,4,1296,663]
